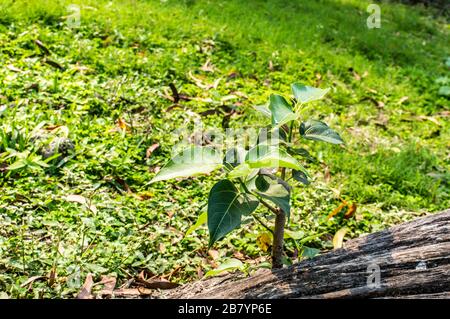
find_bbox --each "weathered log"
[166,209,450,299]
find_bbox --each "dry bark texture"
[166,209,450,299]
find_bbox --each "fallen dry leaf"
[344,203,357,219]
[323,165,331,183]
[416,115,440,126]
[200,59,215,72]
[333,227,348,249]
[146,143,159,159]
[34,39,50,55]
[112,288,153,297]
[256,233,272,252]
[230,91,249,99]
[136,271,179,290]
[188,71,221,90]
[208,249,219,260]
[64,194,97,214]
[149,166,161,174]
[327,202,347,220]
[227,72,239,80]
[116,118,129,131]
[20,276,47,288]
[398,96,409,104]
[48,265,57,286]
[233,251,245,260]
[197,266,204,279]
[76,273,94,299]
[7,64,22,72]
[44,125,62,131]
[97,275,117,297]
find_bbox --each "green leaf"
[284,229,305,240]
[292,170,310,185]
[184,211,207,238]
[291,83,330,104]
[7,160,27,171]
[268,94,297,127]
[302,246,320,259]
[254,104,271,118]
[257,127,287,145]
[255,174,271,192]
[438,86,450,96]
[204,258,243,278]
[223,147,246,171]
[248,174,290,218]
[245,144,307,172]
[288,147,316,162]
[208,179,259,246]
[300,120,344,144]
[150,145,222,183]
[227,163,258,180]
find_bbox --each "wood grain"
[166,209,450,299]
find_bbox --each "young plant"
[150,83,344,268]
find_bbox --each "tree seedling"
[150,83,344,268]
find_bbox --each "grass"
[0,0,448,298]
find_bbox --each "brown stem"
[259,196,285,268]
[272,119,294,269]
[271,209,286,269]
[253,215,274,235]
[169,83,180,103]
[259,198,279,215]
[280,167,286,181]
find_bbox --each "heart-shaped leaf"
[247,174,291,218]
[245,144,308,173]
[208,179,259,247]
[292,170,310,185]
[150,145,222,183]
[291,83,330,104]
[300,120,344,144]
[268,94,297,127]
[254,104,271,118]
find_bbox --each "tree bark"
[166,209,450,299]
[271,210,286,269]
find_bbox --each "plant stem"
[272,120,295,269]
[280,121,294,181]
[253,214,274,235]
[259,198,279,215]
[272,209,286,269]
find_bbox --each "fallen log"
[166,209,450,299]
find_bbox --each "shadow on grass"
[163,0,446,69]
